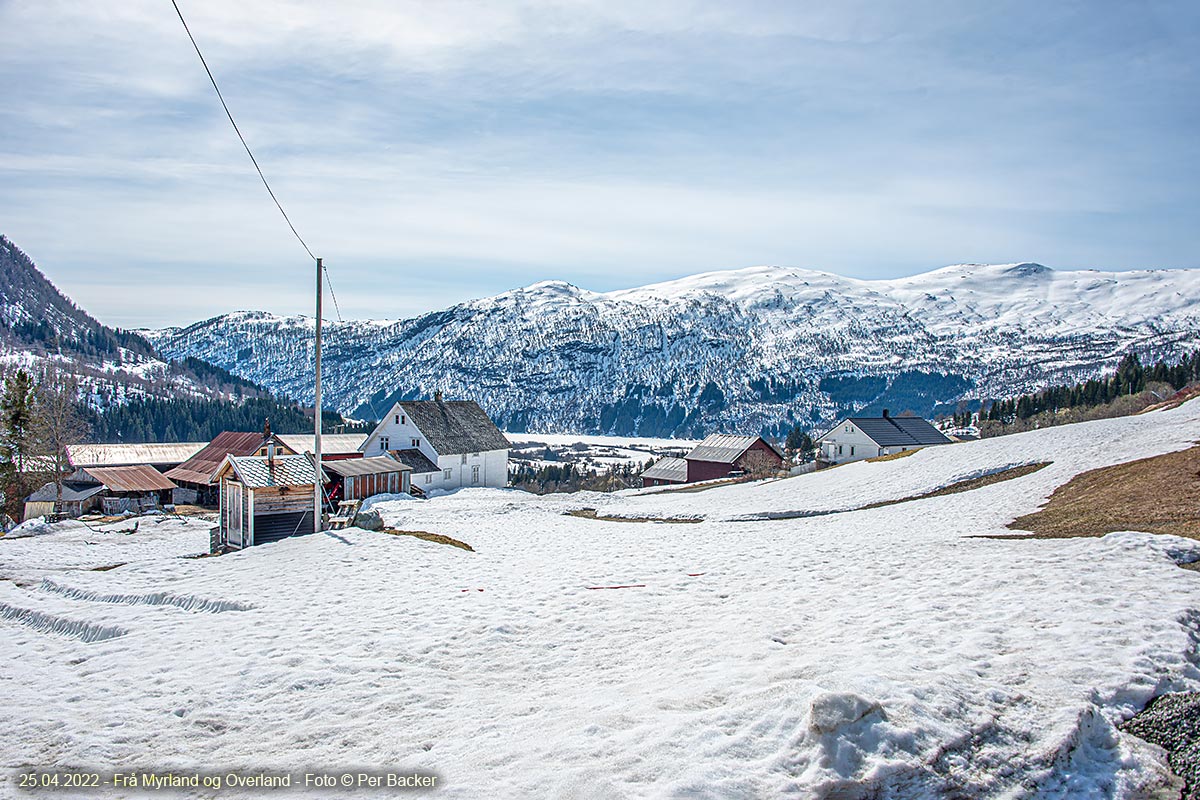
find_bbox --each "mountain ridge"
[147,261,1200,438]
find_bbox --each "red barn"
[640,434,785,488]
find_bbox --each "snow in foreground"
[2,402,1200,798]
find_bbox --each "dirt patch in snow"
[385,529,475,552]
[566,508,704,524]
[1007,446,1200,540]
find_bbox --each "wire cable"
[170,0,317,263]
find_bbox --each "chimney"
[267,443,276,465]
[882,409,890,419]
[263,418,272,437]
[434,390,443,403]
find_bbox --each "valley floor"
[2,401,1200,798]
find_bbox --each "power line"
[170,0,316,263]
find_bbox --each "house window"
[472,465,480,484]
[845,425,851,433]
[412,438,420,447]
[394,414,399,424]
[443,468,452,480]
[838,445,843,455]
[472,452,479,458]
[850,446,855,456]
[380,436,389,451]
[401,415,406,424]
[424,473,432,484]
[461,454,468,464]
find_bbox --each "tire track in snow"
[0,601,127,643]
[38,579,255,613]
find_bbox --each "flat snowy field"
[3,402,1200,798]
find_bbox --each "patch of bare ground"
[566,509,703,524]
[1138,383,1200,414]
[860,462,1052,510]
[384,529,474,552]
[1005,446,1200,540]
[865,449,920,463]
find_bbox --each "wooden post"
[314,257,323,533]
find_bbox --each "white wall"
[361,403,509,491]
[817,421,884,465]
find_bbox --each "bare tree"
[739,450,781,479]
[31,369,91,517]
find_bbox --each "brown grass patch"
[385,529,475,551]
[862,462,1052,510]
[566,508,703,524]
[866,449,921,463]
[1007,446,1200,540]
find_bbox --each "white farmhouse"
[816,410,952,465]
[359,393,511,492]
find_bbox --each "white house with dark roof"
[816,410,952,465]
[359,394,510,491]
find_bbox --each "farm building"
[815,410,952,465]
[276,433,367,461]
[24,465,178,520]
[22,482,106,521]
[640,457,689,488]
[359,393,510,491]
[640,434,785,488]
[167,429,296,505]
[322,456,411,503]
[215,453,322,549]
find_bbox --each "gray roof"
[641,457,688,483]
[26,482,106,503]
[277,433,367,456]
[686,434,780,464]
[66,442,205,468]
[397,399,510,456]
[394,448,439,474]
[322,456,412,478]
[224,454,322,489]
[843,416,953,447]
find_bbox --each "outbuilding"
[322,456,411,503]
[215,453,322,549]
[84,465,179,516]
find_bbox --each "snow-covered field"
[2,401,1200,798]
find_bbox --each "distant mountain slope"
[0,234,265,408]
[148,262,1200,438]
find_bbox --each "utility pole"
[314,257,323,533]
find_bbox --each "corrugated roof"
[166,431,274,486]
[641,457,688,483]
[845,416,953,447]
[686,434,762,464]
[66,442,205,468]
[226,454,321,489]
[277,433,367,455]
[394,448,439,474]
[26,481,106,503]
[83,465,177,493]
[396,400,510,456]
[323,456,412,477]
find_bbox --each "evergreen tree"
[0,370,40,523]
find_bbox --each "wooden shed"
[215,453,323,549]
[82,466,178,516]
[322,456,411,503]
[23,482,106,521]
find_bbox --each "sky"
[1,0,1198,328]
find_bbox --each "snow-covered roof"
[641,457,688,483]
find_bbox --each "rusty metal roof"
[83,465,177,493]
[165,431,276,486]
[322,456,412,478]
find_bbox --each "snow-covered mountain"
[147,263,1200,437]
